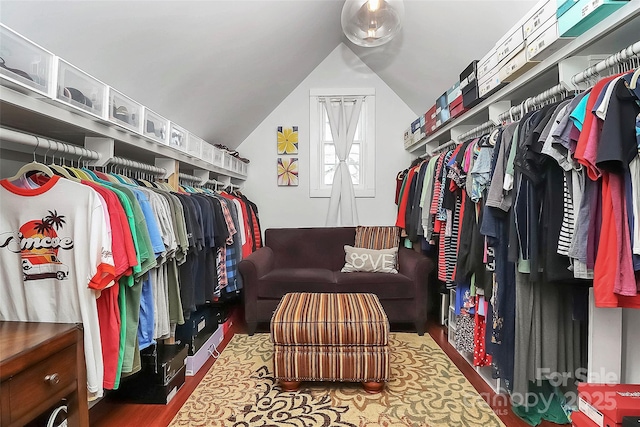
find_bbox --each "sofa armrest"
[239,247,275,332]
[398,247,435,335]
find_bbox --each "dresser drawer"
[8,344,77,423]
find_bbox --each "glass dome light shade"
[341,0,404,48]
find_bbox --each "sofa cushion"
[257,268,336,298]
[355,226,400,249]
[341,245,398,273]
[334,272,414,299]
[266,227,356,270]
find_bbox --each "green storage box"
[558,0,629,37]
[556,0,578,18]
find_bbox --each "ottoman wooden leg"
[279,380,301,392]
[362,381,385,394]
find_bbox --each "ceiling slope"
[0,1,535,149]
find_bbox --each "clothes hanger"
[628,60,640,89]
[49,142,80,182]
[7,136,55,183]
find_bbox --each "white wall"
[237,43,415,231]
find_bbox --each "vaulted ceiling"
[0,1,536,149]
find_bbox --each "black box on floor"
[112,366,186,405]
[176,305,219,355]
[141,343,188,385]
[623,417,640,427]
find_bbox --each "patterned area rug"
[170,333,505,427]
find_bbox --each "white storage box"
[213,146,225,168]
[185,324,224,376]
[169,123,188,152]
[223,152,234,170]
[478,69,503,98]
[186,133,203,158]
[496,25,525,65]
[240,162,248,176]
[498,49,540,83]
[234,157,243,173]
[523,0,556,39]
[0,24,55,97]
[143,108,169,145]
[201,142,215,164]
[109,88,142,133]
[477,49,498,81]
[56,58,107,118]
[526,18,574,61]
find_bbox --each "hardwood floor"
[90,312,564,427]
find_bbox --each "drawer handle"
[44,373,60,385]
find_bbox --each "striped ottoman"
[270,292,390,393]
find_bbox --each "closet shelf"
[0,86,247,180]
[408,1,640,153]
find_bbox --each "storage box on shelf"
[449,95,467,119]
[425,105,437,135]
[524,0,557,40]
[460,60,484,109]
[109,88,142,133]
[234,157,244,174]
[496,24,525,67]
[143,108,169,145]
[403,127,413,149]
[436,92,450,127]
[556,0,576,18]
[169,123,188,153]
[186,133,203,159]
[526,15,575,61]
[476,48,498,81]
[499,48,540,82]
[201,141,215,164]
[56,58,107,119]
[478,68,506,98]
[558,0,629,37]
[0,24,54,97]
[212,146,225,168]
[446,82,467,119]
[411,115,426,145]
[223,151,234,170]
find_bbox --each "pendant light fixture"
[341,0,404,48]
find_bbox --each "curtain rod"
[109,156,166,176]
[317,96,367,102]
[0,126,100,160]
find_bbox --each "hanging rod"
[457,120,497,142]
[178,172,202,183]
[0,127,100,160]
[498,39,640,124]
[572,39,640,85]
[430,140,457,154]
[108,156,166,176]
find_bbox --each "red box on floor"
[572,410,599,427]
[578,384,640,426]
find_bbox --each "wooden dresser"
[0,321,89,427]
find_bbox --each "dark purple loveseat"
[238,227,434,335]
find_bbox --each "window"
[309,88,375,198]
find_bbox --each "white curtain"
[321,96,364,226]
